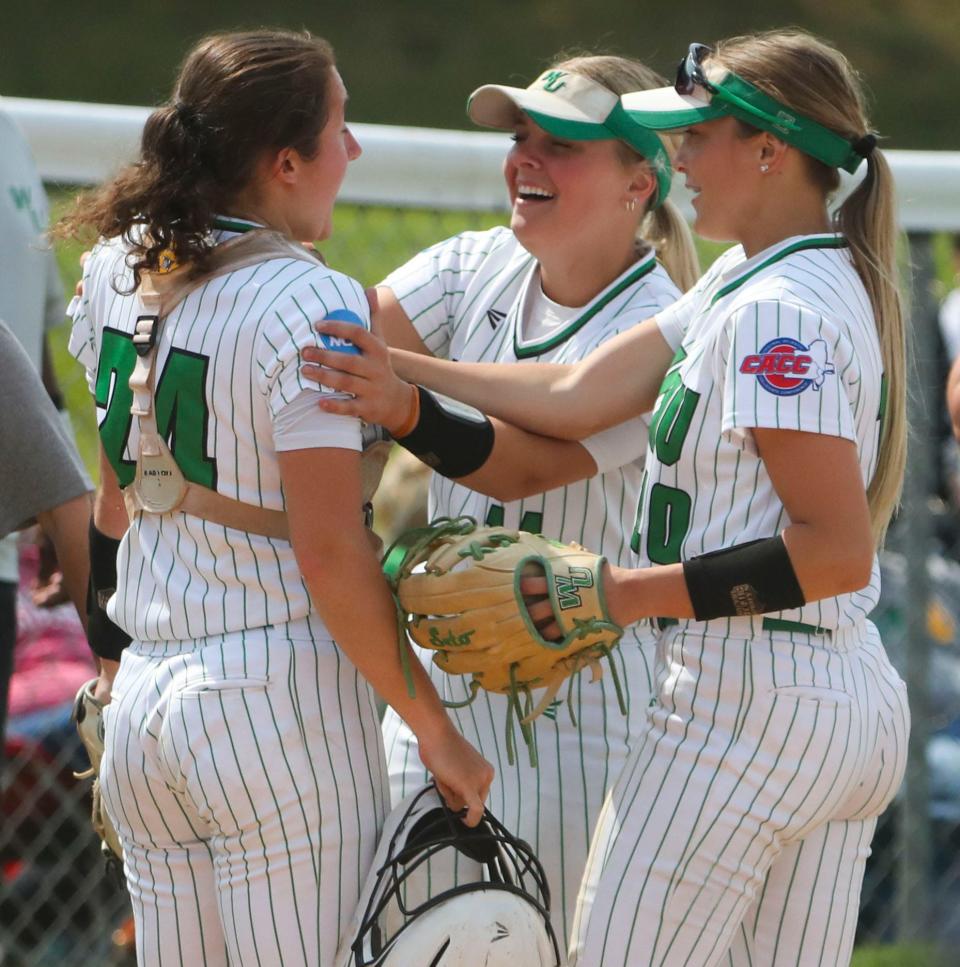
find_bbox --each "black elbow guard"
[682,536,806,621]
[87,520,132,661]
[394,386,495,479]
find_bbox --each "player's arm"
[303,315,674,441]
[86,444,130,703]
[369,285,601,494]
[278,445,493,825]
[458,424,599,500]
[300,323,625,497]
[36,493,92,628]
[371,285,432,355]
[94,443,129,539]
[592,429,874,629]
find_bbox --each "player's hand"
[519,574,562,641]
[416,723,494,828]
[32,531,69,608]
[93,659,121,705]
[300,321,417,435]
[520,563,627,641]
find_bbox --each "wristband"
[682,536,805,621]
[87,521,132,661]
[391,383,421,438]
[394,386,495,479]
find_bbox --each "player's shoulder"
[259,259,370,353]
[82,235,136,300]
[422,224,521,267]
[721,236,867,321]
[86,233,130,265]
[642,259,684,308]
[289,259,367,311]
[239,248,367,316]
[943,286,960,313]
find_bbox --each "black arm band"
[394,385,495,479]
[682,536,806,621]
[87,520,132,661]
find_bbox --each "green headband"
[622,70,873,175]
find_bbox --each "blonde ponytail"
[836,151,906,544]
[642,199,700,293]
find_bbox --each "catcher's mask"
[335,783,561,967]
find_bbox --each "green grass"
[851,944,948,967]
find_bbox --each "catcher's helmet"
[335,783,561,967]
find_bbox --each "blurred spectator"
[0,101,80,761]
[8,539,95,730]
[944,239,960,447]
[0,319,91,762]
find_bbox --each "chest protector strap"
[123,232,327,540]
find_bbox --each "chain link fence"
[3,195,959,965]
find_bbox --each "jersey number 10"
[631,348,700,564]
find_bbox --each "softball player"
[316,30,911,967]
[306,55,698,940]
[64,31,491,967]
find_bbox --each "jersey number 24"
[96,327,217,488]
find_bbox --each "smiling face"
[289,67,361,242]
[674,116,767,242]
[503,114,649,265]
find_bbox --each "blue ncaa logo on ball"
[320,308,363,354]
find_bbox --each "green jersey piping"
[514,254,658,359]
[710,237,849,306]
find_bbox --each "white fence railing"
[6,96,960,231]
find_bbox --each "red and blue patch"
[739,337,835,397]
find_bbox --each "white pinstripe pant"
[568,619,909,967]
[99,624,389,966]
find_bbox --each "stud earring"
[625,198,638,212]
[760,163,770,173]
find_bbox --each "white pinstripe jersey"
[643,233,884,628]
[69,228,369,642]
[382,227,682,561]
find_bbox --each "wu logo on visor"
[540,70,567,93]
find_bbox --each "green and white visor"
[468,69,672,206]
[620,70,868,175]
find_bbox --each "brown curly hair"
[59,29,336,287]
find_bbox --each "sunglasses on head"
[673,42,800,133]
[674,43,713,96]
